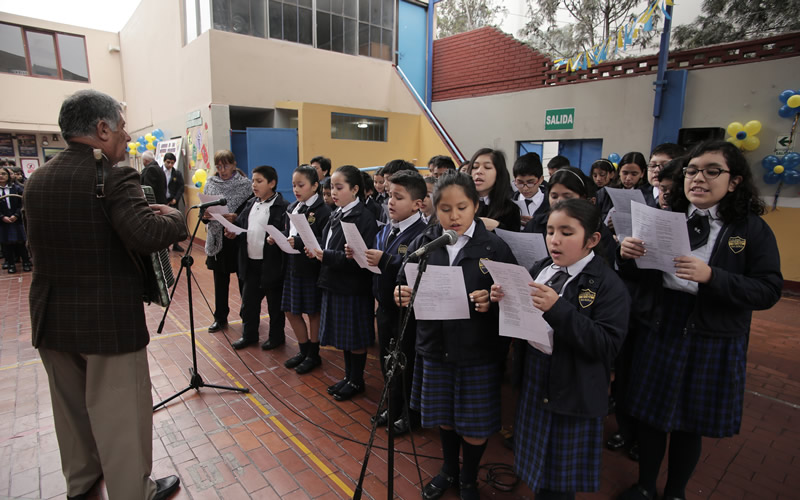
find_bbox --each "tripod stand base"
[153,367,250,411]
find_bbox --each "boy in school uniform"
[225,165,289,350]
[364,170,428,434]
[512,152,549,231]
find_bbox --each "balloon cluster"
[726,120,761,151]
[127,129,166,156]
[608,153,620,169]
[191,168,207,189]
[778,89,800,118]
[762,152,800,185]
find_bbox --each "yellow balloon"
[742,136,760,151]
[146,143,156,151]
[788,94,800,109]
[145,134,155,142]
[612,162,618,169]
[726,122,744,137]
[727,137,743,148]
[744,120,761,136]
[774,165,785,174]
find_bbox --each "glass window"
[56,33,88,82]
[344,17,356,55]
[331,113,387,142]
[358,0,369,22]
[331,0,344,15]
[212,0,231,30]
[317,11,330,50]
[0,23,27,75]
[370,0,380,26]
[252,0,266,37]
[231,0,252,34]
[283,4,297,42]
[331,14,343,53]
[298,7,312,45]
[27,31,58,78]
[358,22,369,56]
[381,0,393,29]
[269,0,282,37]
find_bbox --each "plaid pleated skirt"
[410,355,502,439]
[318,291,375,351]
[281,261,322,314]
[514,345,603,493]
[627,289,748,437]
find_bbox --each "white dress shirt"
[663,203,722,295]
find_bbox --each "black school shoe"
[295,355,321,374]
[459,481,480,500]
[616,484,656,500]
[327,379,347,395]
[422,472,459,500]
[607,432,626,450]
[153,475,181,500]
[261,338,285,350]
[208,321,227,332]
[332,380,364,401]
[22,262,31,272]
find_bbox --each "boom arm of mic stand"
[157,206,206,333]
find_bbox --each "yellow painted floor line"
[165,310,355,498]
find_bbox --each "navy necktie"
[546,270,570,294]
[386,226,400,247]
[688,213,710,251]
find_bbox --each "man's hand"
[150,204,177,216]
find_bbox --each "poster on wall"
[155,138,183,168]
[0,134,13,157]
[17,134,37,157]
[21,158,39,178]
[43,147,64,163]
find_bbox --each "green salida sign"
[545,108,575,130]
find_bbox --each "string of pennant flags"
[552,0,673,72]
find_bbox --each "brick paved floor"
[1,242,798,499]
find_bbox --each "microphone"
[408,229,458,260]
[191,198,227,210]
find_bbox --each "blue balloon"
[762,155,779,171]
[137,144,146,154]
[736,131,747,140]
[764,172,782,185]
[137,135,146,145]
[608,153,621,164]
[783,152,800,169]
[779,90,795,104]
[153,129,165,140]
[784,170,800,185]
[779,105,795,118]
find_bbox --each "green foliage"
[673,0,800,49]
[436,0,508,38]
[519,0,660,60]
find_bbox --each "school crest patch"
[398,244,408,255]
[307,213,316,224]
[578,289,596,309]
[728,236,746,254]
[479,258,490,275]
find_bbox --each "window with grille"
[331,113,387,142]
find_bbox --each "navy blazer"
[372,215,428,308]
[285,195,331,278]
[513,188,550,223]
[402,219,517,365]
[165,167,184,206]
[617,212,782,339]
[234,193,290,288]
[520,255,630,418]
[317,200,379,296]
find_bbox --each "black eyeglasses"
[514,180,540,188]
[683,166,730,179]
[648,163,667,171]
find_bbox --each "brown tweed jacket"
[24,142,188,354]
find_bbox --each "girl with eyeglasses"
[615,141,782,500]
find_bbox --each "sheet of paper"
[263,224,300,254]
[341,221,381,274]
[482,260,551,352]
[288,212,321,253]
[210,213,246,234]
[494,228,549,271]
[405,263,470,320]
[630,202,692,274]
[198,193,229,215]
[605,188,646,240]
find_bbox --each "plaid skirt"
[318,291,375,351]
[281,262,322,314]
[410,355,502,439]
[514,346,602,493]
[627,289,748,437]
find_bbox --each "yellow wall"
[292,102,450,169]
[762,208,800,283]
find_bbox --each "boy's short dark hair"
[651,143,686,160]
[547,155,570,170]
[382,159,416,177]
[387,170,427,201]
[311,156,331,175]
[163,152,176,162]
[429,155,456,171]
[513,152,543,178]
[253,165,278,184]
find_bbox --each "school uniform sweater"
[403,219,516,365]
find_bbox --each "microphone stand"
[353,253,429,500]
[153,206,249,411]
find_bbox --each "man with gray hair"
[23,89,185,500]
[141,149,167,205]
